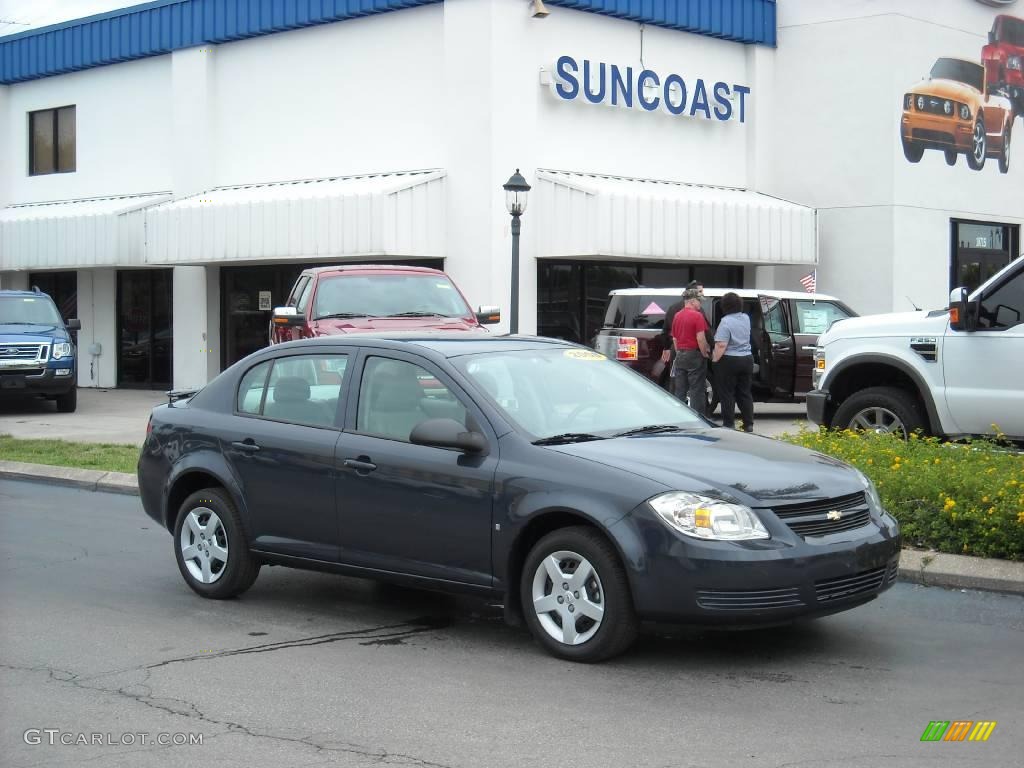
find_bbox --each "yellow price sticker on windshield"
[563,349,606,361]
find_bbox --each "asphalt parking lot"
[0,388,809,445]
[2,480,1021,768]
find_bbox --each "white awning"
[144,170,446,264]
[534,170,816,265]
[0,192,171,270]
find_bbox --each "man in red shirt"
[670,288,711,414]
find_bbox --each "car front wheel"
[55,387,76,413]
[902,136,924,163]
[967,118,986,170]
[174,487,260,599]
[944,149,957,166]
[520,526,638,663]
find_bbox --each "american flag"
[799,270,817,294]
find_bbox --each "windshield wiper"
[384,311,446,318]
[613,424,687,437]
[532,432,607,446]
[314,312,373,320]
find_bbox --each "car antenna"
[906,295,921,311]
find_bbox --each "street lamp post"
[502,169,531,335]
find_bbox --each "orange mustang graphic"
[901,58,1013,173]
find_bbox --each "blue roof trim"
[546,0,776,46]
[0,0,441,84]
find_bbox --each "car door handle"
[231,440,260,454]
[801,345,818,351]
[343,458,377,474]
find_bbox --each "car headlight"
[916,95,925,110]
[943,99,952,115]
[648,492,769,541]
[51,342,72,360]
[856,470,884,512]
[1009,56,1022,71]
[903,93,912,110]
[959,103,970,120]
[812,347,826,388]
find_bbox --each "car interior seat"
[265,376,335,425]
[362,362,430,441]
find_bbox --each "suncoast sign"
[550,55,751,123]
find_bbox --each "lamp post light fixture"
[503,168,531,335]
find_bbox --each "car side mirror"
[476,305,501,325]
[272,306,304,327]
[948,287,976,332]
[410,418,488,454]
[988,31,995,45]
[66,318,81,331]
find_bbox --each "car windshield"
[312,274,474,320]
[930,58,983,91]
[0,296,62,326]
[996,17,1024,46]
[454,348,705,439]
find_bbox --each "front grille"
[0,342,48,361]
[911,128,954,145]
[770,492,872,539]
[696,586,804,611]
[815,567,887,603]
[887,560,899,584]
[914,96,953,116]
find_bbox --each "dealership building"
[1,0,1021,390]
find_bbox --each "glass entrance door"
[117,270,172,388]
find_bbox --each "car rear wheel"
[901,136,924,163]
[832,386,925,439]
[55,387,76,413]
[967,118,986,170]
[944,149,957,166]
[174,487,259,599]
[520,526,638,663]
[998,122,1011,174]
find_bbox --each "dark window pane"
[584,265,638,346]
[57,106,75,172]
[537,263,581,342]
[30,110,55,175]
[977,270,1024,330]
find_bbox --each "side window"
[977,271,1024,330]
[240,354,347,427]
[237,361,271,415]
[763,299,790,336]
[792,301,852,334]
[287,276,309,308]
[357,357,468,443]
[295,278,315,314]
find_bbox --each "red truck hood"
[310,316,485,335]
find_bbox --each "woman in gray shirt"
[711,292,754,432]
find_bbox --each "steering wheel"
[563,401,602,428]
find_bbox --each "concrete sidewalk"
[0,388,163,446]
[2,460,1021,597]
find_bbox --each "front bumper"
[615,511,901,626]
[0,365,76,396]
[806,389,828,426]
[902,111,973,151]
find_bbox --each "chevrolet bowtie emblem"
[827,510,842,521]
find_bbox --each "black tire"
[55,387,77,413]
[831,386,926,439]
[520,526,638,663]
[173,487,259,599]
[966,118,986,170]
[944,149,957,166]
[998,122,1010,174]
[902,136,924,163]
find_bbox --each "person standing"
[711,292,754,432]
[670,288,710,415]
[660,280,705,379]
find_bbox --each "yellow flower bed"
[783,428,1024,560]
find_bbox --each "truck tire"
[55,387,77,413]
[832,386,925,439]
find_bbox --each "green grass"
[0,434,139,474]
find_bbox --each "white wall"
[4,57,173,203]
[211,4,446,187]
[74,268,117,389]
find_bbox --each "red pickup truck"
[270,265,499,344]
[982,14,1024,113]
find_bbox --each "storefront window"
[951,220,1018,294]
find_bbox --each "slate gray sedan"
[138,334,901,662]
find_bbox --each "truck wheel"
[832,387,925,439]
[55,387,77,413]
[966,118,986,170]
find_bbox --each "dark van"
[594,288,856,408]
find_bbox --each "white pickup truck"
[807,255,1024,440]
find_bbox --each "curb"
[3,460,1022,596]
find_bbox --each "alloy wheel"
[179,507,229,584]
[531,550,606,646]
[972,121,986,165]
[849,407,907,439]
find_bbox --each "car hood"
[0,325,64,342]
[819,310,949,343]
[909,78,980,104]
[310,316,485,335]
[545,429,863,507]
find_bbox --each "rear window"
[603,294,679,330]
